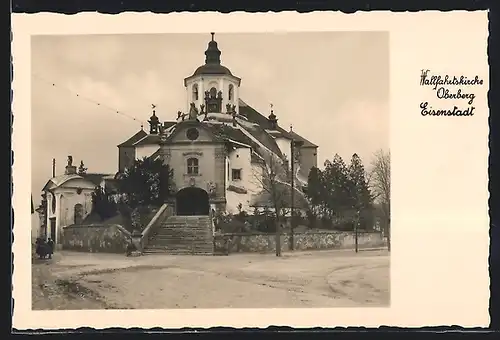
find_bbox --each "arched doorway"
[176,187,210,216]
[74,204,83,225]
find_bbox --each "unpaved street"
[32,249,389,310]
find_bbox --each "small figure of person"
[35,237,50,259]
[46,238,54,259]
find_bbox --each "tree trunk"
[275,217,282,257]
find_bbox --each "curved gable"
[42,175,98,192]
[164,121,224,144]
[58,177,97,190]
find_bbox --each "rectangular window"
[187,158,199,175]
[232,169,242,181]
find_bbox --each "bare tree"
[250,151,291,257]
[370,149,391,251]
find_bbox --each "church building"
[39,157,118,246]
[37,33,318,249]
[117,33,318,216]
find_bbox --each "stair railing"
[140,203,172,251]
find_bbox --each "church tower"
[183,33,242,119]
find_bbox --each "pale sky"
[31,32,389,206]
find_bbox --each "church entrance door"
[175,187,210,216]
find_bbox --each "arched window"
[228,84,234,101]
[209,87,217,98]
[187,158,199,175]
[192,84,199,101]
[74,203,83,225]
[51,192,56,213]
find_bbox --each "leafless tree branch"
[369,148,391,250]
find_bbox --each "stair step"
[146,248,214,253]
[154,231,211,235]
[156,228,211,232]
[152,237,212,241]
[146,243,213,248]
[157,228,212,234]
[167,219,210,223]
[144,245,212,250]
[159,225,210,228]
[143,251,213,256]
[161,224,209,227]
[150,242,213,248]
[145,215,214,255]
[155,233,212,237]
[144,246,213,252]
[148,244,214,250]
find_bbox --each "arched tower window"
[192,84,199,101]
[74,203,83,225]
[187,158,199,175]
[206,87,222,113]
[228,84,234,101]
[209,87,217,98]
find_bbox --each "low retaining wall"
[62,224,131,253]
[214,231,385,254]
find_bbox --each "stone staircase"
[143,215,214,255]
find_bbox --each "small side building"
[40,157,115,248]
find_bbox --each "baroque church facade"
[38,33,318,246]
[117,33,318,216]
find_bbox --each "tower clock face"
[186,128,199,141]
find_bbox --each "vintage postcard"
[12,11,489,329]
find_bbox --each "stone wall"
[62,224,131,253]
[214,231,385,254]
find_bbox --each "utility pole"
[355,208,359,253]
[290,134,295,251]
[52,158,56,178]
[275,218,281,257]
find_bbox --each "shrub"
[91,186,118,221]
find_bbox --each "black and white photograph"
[30,31,390,310]
[12,9,489,330]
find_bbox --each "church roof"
[251,151,265,164]
[117,129,147,147]
[249,181,310,210]
[287,130,318,148]
[242,123,284,158]
[148,148,162,160]
[42,174,82,191]
[42,173,114,192]
[238,99,318,148]
[163,121,176,129]
[205,123,261,151]
[134,134,161,146]
[193,64,234,77]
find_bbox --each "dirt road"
[32,249,390,310]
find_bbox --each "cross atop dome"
[205,32,222,65]
[185,32,241,84]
